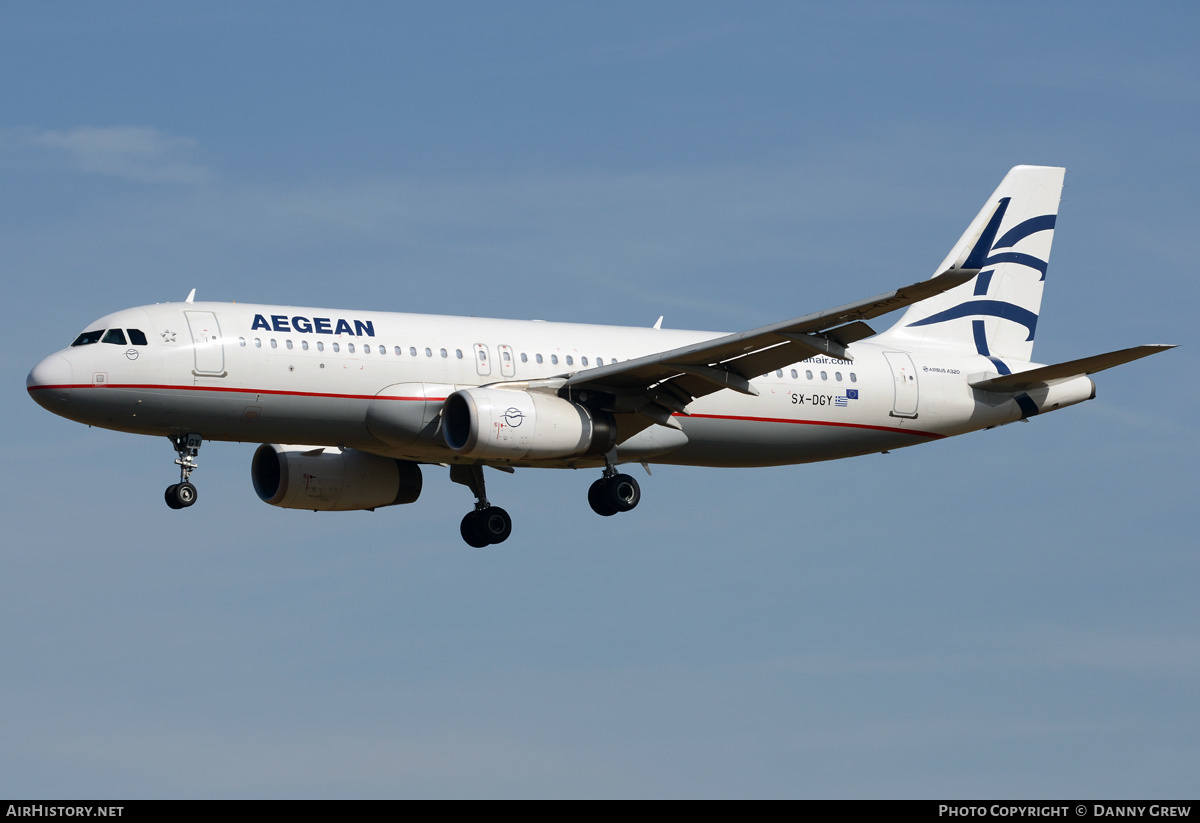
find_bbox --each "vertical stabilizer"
[874,165,1065,365]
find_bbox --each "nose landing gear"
[164,434,202,510]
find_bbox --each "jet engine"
[251,444,422,511]
[442,387,616,461]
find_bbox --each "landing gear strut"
[164,433,202,510]
[588,456,641,517]
[450,464,512,547]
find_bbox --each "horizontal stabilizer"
[969,344,1176,392]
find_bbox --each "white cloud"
[30,126,208,184]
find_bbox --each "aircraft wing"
[559,268,977,428]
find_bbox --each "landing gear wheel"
[588,478,618,517]
[478,507,512,544]
[175,481,198,507]
[460,507,512,547]
[166,482,198,509]
[605,473,640,513]
[460,512,489,548]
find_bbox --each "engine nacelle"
[251,444,422,511]
[442,387,616,461]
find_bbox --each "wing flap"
[825,321,877,347]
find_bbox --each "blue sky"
[2,1,1197,798]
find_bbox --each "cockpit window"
[102,329,128,345]
[71,330,105,347]
[128,329,148,346]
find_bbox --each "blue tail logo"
[906,197,1055,354]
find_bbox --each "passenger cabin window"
[536,354,544,364]
[440,348,448,358]
[456,349,463,359]
[410,347,417,357]
[316,341,324,352]
[347,343,355,354]
[806,370,813,380]
[71,330,105,347]
[128,329,148,346]
[550,355,558,365]
[239,337,247,347]
[566,355,574,366]
[286,340,293,350]
[581,357,588,366]
[332,342,340,352]
[102,329,127,345]
[395,346,402,356]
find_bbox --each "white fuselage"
[27,300,1093,469]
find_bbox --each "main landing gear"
[448,458,642,546]
[587,463,641,518]
[450,464,512,548]
[164,433,202,510]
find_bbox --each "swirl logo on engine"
[503,407,525,427]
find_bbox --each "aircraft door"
[884,351,919,418]
[498,344,515,378]
[473,344,492,377]
[185,311,227,377]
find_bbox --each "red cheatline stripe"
[680,412,944,439]
[30,383,942,438]
[29,383,446,402]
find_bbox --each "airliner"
[26,166,1173,546]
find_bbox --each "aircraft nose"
[27,353,73,409]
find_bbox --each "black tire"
[479,506,512,544]
[460,512,489,548]
[175,482,198,507]
[588,478,618,517]
[164,484,183,510]
[605,473,641,513]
